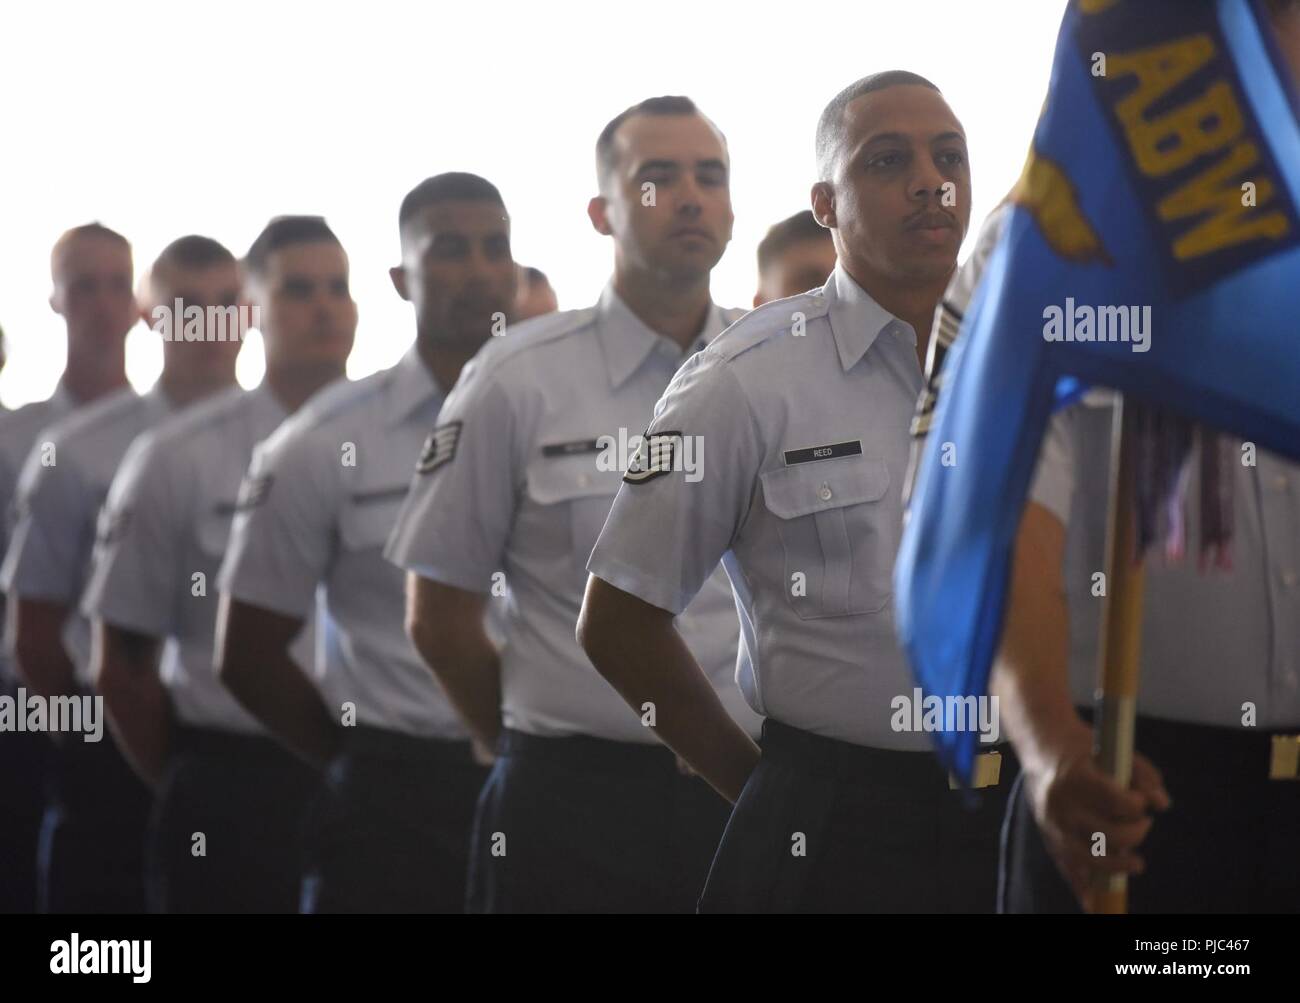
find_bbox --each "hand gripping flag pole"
[896,0,1300,916]
[1089,398,1146,914]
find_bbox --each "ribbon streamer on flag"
[895,0,1300,782]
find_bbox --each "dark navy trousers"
[467,728,733,913]
[300,725,487,913]
[0,678,47,912]
[38,726,150,913]
[147,726,319,914]
[700,719,1013,913]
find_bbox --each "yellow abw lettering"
[1126,80,1243,176]
[1159,142,1291,259]
[1110,37,1241,177]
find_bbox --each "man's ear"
[587,195,613,237]
[811,182,836,229]
[390,265,410,301]
[48,289,62,317]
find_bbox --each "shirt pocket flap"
[760,455,891,520]
[197,505,236,557]
[525,458,623,506]
[339,484,408,550]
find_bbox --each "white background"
[0,0,1068,408]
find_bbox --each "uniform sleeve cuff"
[84,592,170,639]
[586,555,690,616]
[393,560,497,596]
[218,575,315,620]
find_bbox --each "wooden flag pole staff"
[1088,394,1146,915]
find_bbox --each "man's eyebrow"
[695,157,728,171]
[860,131,913,147]
[859,128,967,148]
[632,158,680,174]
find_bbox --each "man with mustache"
[214,174,514,912]
[82,217,356,912]
[578,72,1012,912]
[386,96,762,913]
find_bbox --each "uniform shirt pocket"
[196,504,237,561]
[339,485,409,552]
[760,455,895,619]
[525,458,623,579]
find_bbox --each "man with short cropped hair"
[84,217,356,912]
[0,223,136,912]
[579,73,1012,913]
[387,97,762,913]
[216,174,514,912]
[2,229,245,912]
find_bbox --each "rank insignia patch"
[417,421,462,475]
[233,474,274,512]
[623,431,682,484]
[96,507,132,546]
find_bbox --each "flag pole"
[1088,393,1145,915]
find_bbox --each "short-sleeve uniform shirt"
[1030,400,1300,728]
[81,382,319,733]
[1,386,174,685]
[0,384,77,683]
[218,347,467,738]
[588,265,936,749]
[386,283,762,743]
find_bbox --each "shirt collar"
[825,264,915,372]
[249,379,290,429]
[594,281,728,389]
[385,344,444,426]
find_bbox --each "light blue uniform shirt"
[0,383,77,684]
[386,283,762,744]
[1031,398,1300,728]
[1,385,173,686]
[589,265,937,749]
[81,382,319,733]
[218,347,468,739]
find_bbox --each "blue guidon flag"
[895,0,1300,782]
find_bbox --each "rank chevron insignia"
[417,421,462,475]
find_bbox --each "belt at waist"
[761,718,1009,790]
[340,724,475,764]
[1079,708,1300,781]
[497,727,677,777]
[173,724,296,763]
